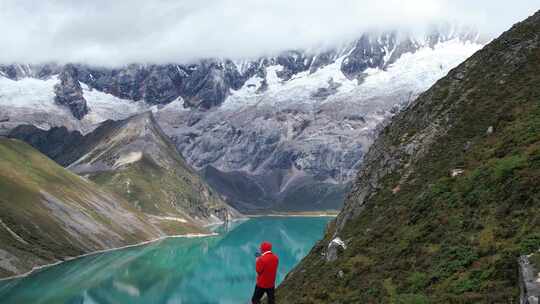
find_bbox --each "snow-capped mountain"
[0,27,486,212]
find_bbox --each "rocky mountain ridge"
[0,25,484,116]
[0,26,485,212]
[10,112,240,230]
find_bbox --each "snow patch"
[329,237,347,250]
[81,83,148,126]
[0,76,63,113]
[147,215,188,223]
[156,96,189,113]
[114,151,143,168]
[0,75,151,133]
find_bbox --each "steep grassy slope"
[278,11,540,303]
[66,112,240,231]
[0,138,165,278]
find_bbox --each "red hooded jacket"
[255,242,279,288]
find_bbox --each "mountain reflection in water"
[0,216,331,304]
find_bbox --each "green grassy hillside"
[0,138,164,278]
[67,112,240,231]
[277,10,540,303]
[89,155,223,234]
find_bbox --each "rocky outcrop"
[0,63,60,80]
[341,34,389,79]
[311,78,342,100]
[70,60,255,109]
[326,237,347,262]
[181,60,236,109]
[54,65,88,119]
[8,124,84,166]
[275,50,314,81]
[520,253,540,304]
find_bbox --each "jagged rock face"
[181,60,234,109]
[8,125,84,166]
[341,34,389,79]
[142,65,184,105]
[68,60,255,110]
[0,63,60,80]
[157,99,393,211]
[54,65,88,119]
[275,50,314,81]
[74,64,180,104]
[277,10,540,303]
[310,50,340,74]
[519,254,540,304]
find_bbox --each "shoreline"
[0,232,217,283]
[0,214,334,282]
[245,212,339,218]
[203,216,249,228]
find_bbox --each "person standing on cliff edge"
[252,241,279,304]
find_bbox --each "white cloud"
[0,0,537,66]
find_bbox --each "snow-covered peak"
[223,38,483,110]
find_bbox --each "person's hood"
[260,241,272,253]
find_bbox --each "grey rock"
[157,98,392,212]
[275,50,313,81]
[520,254,540,304]
[182,60,232,109]
[326,237,347,262]
[341,34,389,79]
[54,65,89,119]
[310,50,340,74]
[450,169,465,177]
[8,124,84,166]
[311,78,342,100]
[0,63,60,80]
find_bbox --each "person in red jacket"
[252,241,279,304]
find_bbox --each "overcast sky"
[0,0,537,66]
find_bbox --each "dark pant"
[251,285,275,304]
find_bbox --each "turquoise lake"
[0,216,331,304]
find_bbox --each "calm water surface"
[0,216,331,304]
